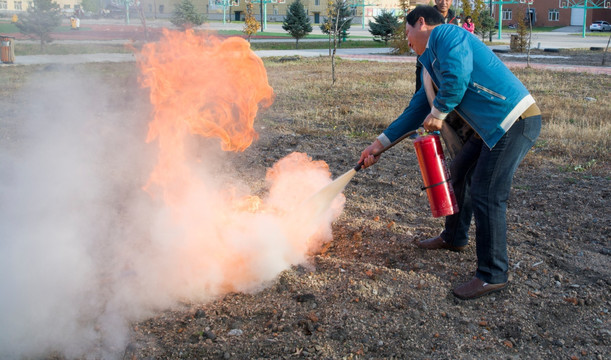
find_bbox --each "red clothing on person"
[463,22,475,33]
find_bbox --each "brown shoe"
[416,236,466,252]
[453,277,507,300]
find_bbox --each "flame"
[138,29,274,204]
[135,30,345,298]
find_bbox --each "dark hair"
[465,16,472,21]
[406,6,445,27]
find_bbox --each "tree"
[171,0,205,30]
[369,10,399,45]
[460,0,472,18]
[515,16,529,53]
[320,0,352,84]
[80,0,101,14]
[15,0,62,51]
[390,0,411,55]
[320,0,352,48]
[243,0,260,43]
[282,0,312,49]
[471,0,487,25]
[474,10,496,42]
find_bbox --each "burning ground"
[0,34,609,359]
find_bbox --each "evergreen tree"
[282,0,313,49]
[368,10,399,45]
[243,0,259,42]
[171,0,204,30]
[320,0,352,44]
[15,0,62,51]
[474,10,496,42]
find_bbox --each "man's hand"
[358,139,384,169]
[423,113,444,132]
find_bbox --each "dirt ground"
[125,131,610,360]
[123,54,609,359]
[1,53,609,360]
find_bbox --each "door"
[570,8,584,26]
[314,12,320,24]
[235,11,241,21]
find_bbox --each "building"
[489,0,611,27]
[0,0,81,14]
[136,0,428,25]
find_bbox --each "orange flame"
[138,29,273,203]
[135,30,344,298]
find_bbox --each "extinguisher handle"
[354,130,418,171]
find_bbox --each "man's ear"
[418,16,427,30]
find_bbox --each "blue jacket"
[379,24,535,149]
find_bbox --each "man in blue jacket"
[359,6,541,300]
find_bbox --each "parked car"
[589,21,611,32]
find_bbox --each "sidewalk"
[8,48,610,75]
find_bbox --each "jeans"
[440,115,542,284]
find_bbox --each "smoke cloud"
[0,59,343,358]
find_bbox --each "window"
[502,8,512,21]
[314,0,319,5]
[159,4,164,13]
[14,1,22,10]
[64,4,70,9]
[273,5,278,15]
[0,0,7,9]
[548,9,559,21]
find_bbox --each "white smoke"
[0,65,342,359]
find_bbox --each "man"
[359,6,541,300]
[414,0,459,92]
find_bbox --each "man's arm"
[429,26,473,118]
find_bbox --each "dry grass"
[263,57,610,168]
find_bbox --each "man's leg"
[440,135,482,247]
[470,116,541,284]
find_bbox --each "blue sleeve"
[430,26,473,114]
[382,85,430,143]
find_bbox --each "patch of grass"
[249,40,387,51]
[570,32,611,37]
[0,22,19,33]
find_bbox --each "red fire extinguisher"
[413,131,459,218]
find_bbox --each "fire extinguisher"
[413,130,459,218]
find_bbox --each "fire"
[136,30,345,297]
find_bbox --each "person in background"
[462,16,475,34]
[414,0,460,92]
[359,6,542,300]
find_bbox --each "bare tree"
[322,0,352,85]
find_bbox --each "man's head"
[434,0,452,17]
[406,6,445,55]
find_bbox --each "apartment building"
[0,0,80,14]
[490,0,610,27]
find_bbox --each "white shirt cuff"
[431,106,449,120]
[377,133,391,148]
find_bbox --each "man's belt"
[519,103,541,120]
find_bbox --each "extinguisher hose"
[421,179,451,191]
[354,130,417,171]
